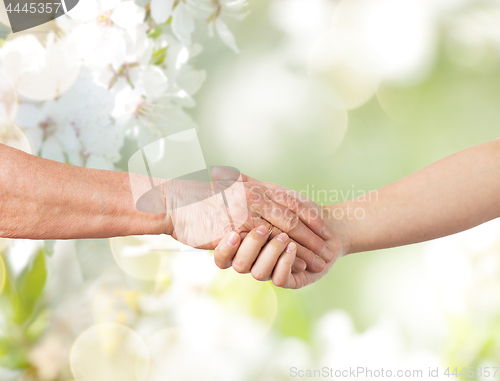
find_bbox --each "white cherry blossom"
[16,70,123,169]
[150,0,247,52]
[68,0,146,68]
[150,0,175,24]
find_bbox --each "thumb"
[211,166,281,191]
[210,166,242,182]
[213,231,241,269]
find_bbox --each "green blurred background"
[190,0,500,377]
[1,0,500,380]
[190,0,499,334]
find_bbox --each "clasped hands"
[154,167,348,289]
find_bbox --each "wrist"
[323,203,354,256]
[127,171,175,236]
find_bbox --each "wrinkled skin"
[213,172,351,289]
[133,170,337,273]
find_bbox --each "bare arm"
[0,143,329,269]
[0,143,166,239]
[215,139,500,289]
[333,139,500,254]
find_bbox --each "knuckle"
[245,190,257,203]
[272,275,286,288]
[251,269,268,282]
[213,251,230,269]
[245,185,263,203]
[310,236,324,254]
[215,261,228,270]
[233,260,249,274]
[215,246,231,259]
[297,247,315,264]
[284,212,301,233]
[213,258,224,269]
[285,193,302,211]
[262,190,272,202]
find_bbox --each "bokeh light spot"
[110,235,185,281]
[206,58,348,168]
[0,121,31,153]
[204,270,278,338]
[376,85,420,122]
[0,68,18,123]
[308,28,380,110]
[70,323,149,381]
[145,327,216,381]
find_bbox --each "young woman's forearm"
[330,139,500,254]
[0,144,166,240]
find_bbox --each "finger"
[292,258,307,273]
[251,192,334,264]
[210,166,244,182]
[269,226,324,273]
[211,167,277,189]
[213,168,334,243]
[294,241,326,272]
[251,232,289,282]
[232,225,270,274]
[213,231,241,269]
[271,242,298,289]
[265,188,334,243]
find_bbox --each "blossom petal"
[171,3,195,46]
[151,0,175,24]
[100,0,121,11]
[110,1,146,29]
[41,137,66,163]
[66,0,99,21]
[215,18,239,53]
[177,66,206,96]
[142,65,169,98]
[70,24,127,69]
[7,240,44,277]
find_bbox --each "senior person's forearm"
[0,144,167,239]
[329,139,500,255]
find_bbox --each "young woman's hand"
[214,226,305,288]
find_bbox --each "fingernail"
[321,225,333,239]
[292,259,306,272]
[256,225,268,235]
[226,232,239,247]
[286,242,296,253]
[277,233,288,243]
[313,255,326,270]
[321,246,334,262]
